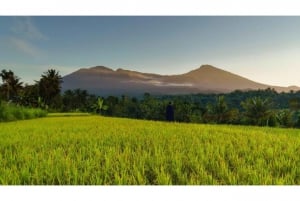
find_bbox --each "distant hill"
[62,65,300,96]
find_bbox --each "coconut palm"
[241,97,273,126]
[38,69,63,106]
[0,69,23,101]
[205,96,238,124]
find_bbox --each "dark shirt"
[166,104,174,121]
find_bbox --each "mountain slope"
[62,65,299,96]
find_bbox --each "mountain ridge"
[62,65,300,96]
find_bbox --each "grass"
[0,102,47,122]
[0,115,299,185]
[47,112,91,117]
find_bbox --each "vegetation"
[47,112,91,117]
[0,102,47,122]
[1,68,300,185]
[0,115,299,185]
[241,97,273,126]
[37,69,63,109]
[2,68,300,128]
[93,97,109,114]
[0,69,23,101]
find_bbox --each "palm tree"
[94,97,108,115]
[10,76,23,99]
[1,70,13,100]
[213,96,228,123]
[205,96,237,123]
[38,69,63,106]
[0,69,23,101]
[241,97,273,126]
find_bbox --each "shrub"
[0,102,47,122]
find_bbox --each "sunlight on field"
[0,115,300,185]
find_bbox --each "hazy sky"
[1,16,300,86]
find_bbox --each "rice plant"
[0,115,299,184]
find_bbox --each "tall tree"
[210,96,228,123]
[9,76,23,101]
[0,69,23,101]
[241,97,273,126]
[204,96,238,124]
[62,89,90,112]
[38,69,63,107]
[21,83,40,107]
[288,98,300,111]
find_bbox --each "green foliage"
[0,102,47,122]
[37,69,63,107]
[4,66,300,128]
[37,96,48,110]
[289,98,300,111]
[93,97,109,114]
[62,89,95,112]
[204,96,239,124]
[0,116,299,184]
[241,97,273,126]
[47,112,90,117]
[139,94,165,120]
[276,109,294,128]
[71,92,300,128]
[17,84,39,107]
[173,99,193,122]
[0,69,23,101]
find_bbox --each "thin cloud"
[126,79,194,87]
[11,17,47,40]
[9,37,41,57]
[8,17,47,59]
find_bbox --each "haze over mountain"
[62,65,300,96]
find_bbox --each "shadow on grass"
[47,113,92,117]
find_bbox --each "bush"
[23,110,34,119]
[0,102,47,122]
[13,108,25,120]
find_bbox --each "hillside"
[62,65,300,96]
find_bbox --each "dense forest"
[2,68,300,127]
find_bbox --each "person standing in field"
[166,102,174,122]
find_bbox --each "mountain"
[62,65,300,96]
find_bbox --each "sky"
[1,16,300,86]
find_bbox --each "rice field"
[0,115,299,185]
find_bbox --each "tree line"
[2,68,300,127]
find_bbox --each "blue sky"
[1,16,300,86]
